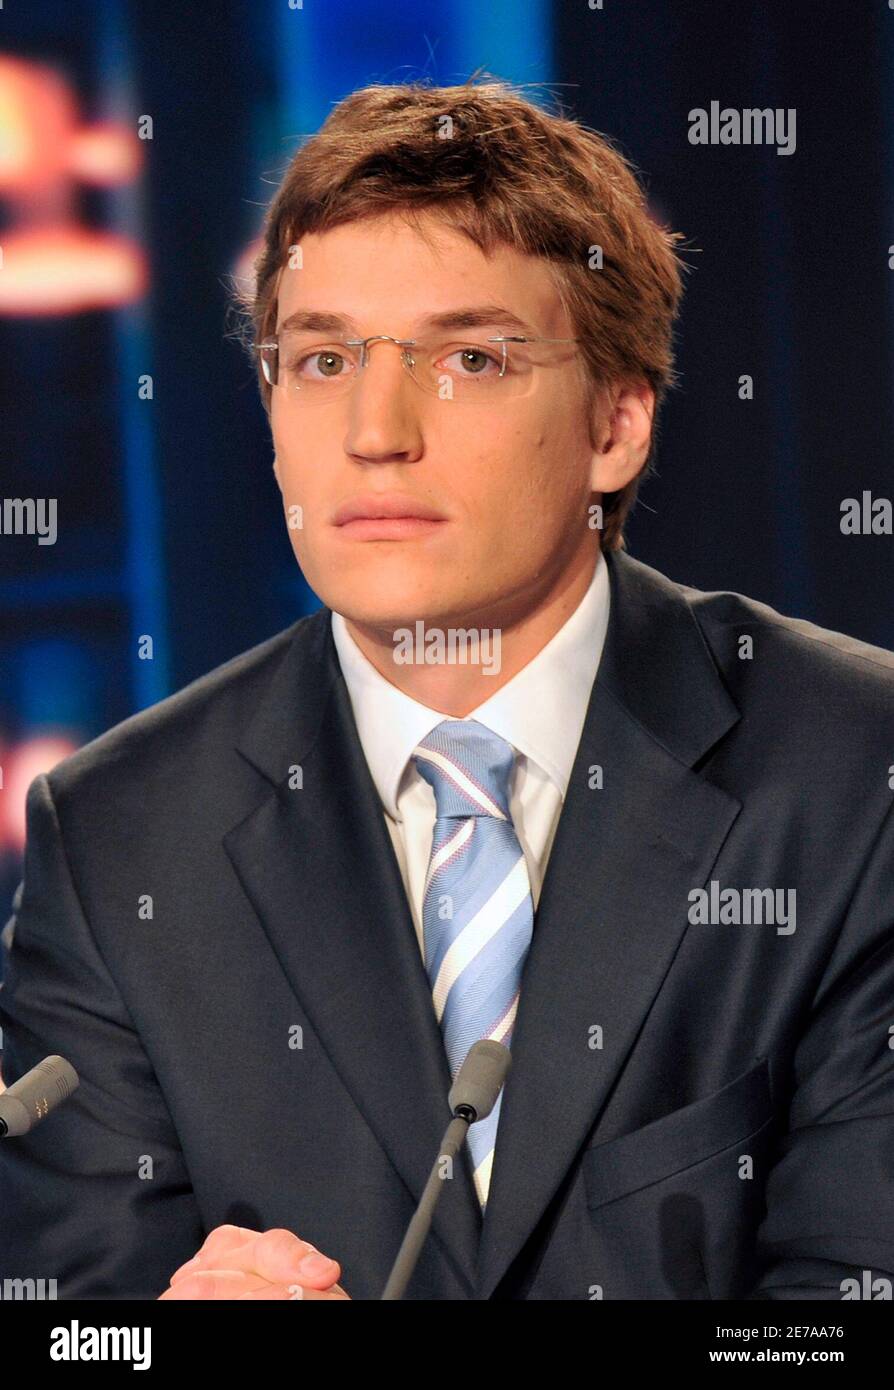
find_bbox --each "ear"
[588,382,655,495]
[272,454,282,490]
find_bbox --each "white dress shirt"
[330,555,611,956]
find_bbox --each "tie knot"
[411,719,516,820]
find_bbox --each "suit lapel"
[223,612,482,1292]
[475,550,743,1298]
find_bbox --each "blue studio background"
[1,0,893,933]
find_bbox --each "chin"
[308,556,448,623]
[327,594,451,630]
[316,579,468,631]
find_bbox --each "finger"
[237,1283,350,1301]
[170,1224,260,1282]
[159,1269,271,1301]
[201,1224,260,1255]
[188,1228,340,1290]
[170,1223,286,1284]
[252,1230,342,1288]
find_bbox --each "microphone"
[381,1039,511,1300]
[0,1055,79,1137]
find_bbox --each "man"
[1,78,892,1302]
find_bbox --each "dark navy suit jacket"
[2,549,893,1299]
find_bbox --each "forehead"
[273,212,569,334]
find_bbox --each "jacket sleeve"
[748,797,894,1299]
[0,773,205,1299]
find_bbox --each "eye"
[294,348,351,380]
[303,353,344,380]
[440,345,503,376]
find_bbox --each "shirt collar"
[330,553,610,820]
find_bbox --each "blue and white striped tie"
[412,720,535,1207]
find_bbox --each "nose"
[343,337,425,464]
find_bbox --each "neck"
[341,544,602,717]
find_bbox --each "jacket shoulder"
[683,578,894,661]
[677,574,894,711]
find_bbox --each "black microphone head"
[449,1040,511,1121]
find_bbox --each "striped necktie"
[411,719,535,1207]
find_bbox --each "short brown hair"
[238,75,686,549]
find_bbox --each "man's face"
[269,211,605,631]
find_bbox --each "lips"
[333,494,447,525]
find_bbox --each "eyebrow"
[276,305,538,336]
